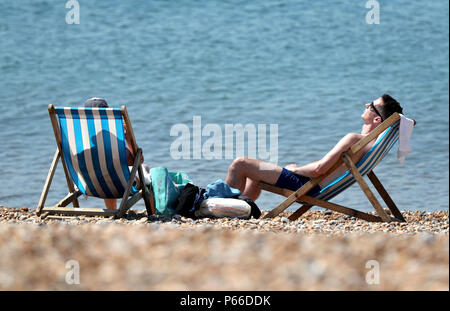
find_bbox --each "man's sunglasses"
[369,102,383,121]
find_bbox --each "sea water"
[0,0,448,212]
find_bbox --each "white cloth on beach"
[129,165,152,186]
[398,114,415,164]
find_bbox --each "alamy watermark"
[65,259,80,285]
[365,0,380,24]
[66,0,80,24]
[170,116,279,165]
[365,259,380,285]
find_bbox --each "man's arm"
[124,122,144,165]
[289,133,364,178]
[126,142,145,165]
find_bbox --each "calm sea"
[0,0,448,212]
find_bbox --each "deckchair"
[259,113,416,223]
[36,105,154,219]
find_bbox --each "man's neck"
[361,123,378,135]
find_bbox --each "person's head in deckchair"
[85,97,109,108]
[224,94,403,202]
[362,94,403,128]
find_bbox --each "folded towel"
[398,114,415,164]
[204,179,241,199]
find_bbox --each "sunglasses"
[368,102,383,121]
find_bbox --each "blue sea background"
[0,0,448,212]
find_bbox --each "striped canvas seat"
[314,120,400,201]
[55,107,138,199]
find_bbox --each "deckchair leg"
[55,191,82,208]
[258,181,314,219]
[342,153,391,222]
[260,181,402,222]
[37,148,60,216]
[262,181,319,219]
[301,195,387,222]
[40,207,117,218]
[117,149,143,218]
[288,204,314,221]
[124,190,143,210]
[367,171,406,222]
[138,163,155,215]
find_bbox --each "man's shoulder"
[343,132,365,142]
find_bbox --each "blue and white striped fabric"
[56,107,138,198]
[313,120,400,201]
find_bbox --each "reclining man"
[224,94,403,201]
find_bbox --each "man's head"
[379,94,403,120]
[85,97,109,108]
[363,94,403,124]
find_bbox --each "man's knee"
[228,156,248,173]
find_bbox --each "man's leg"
[225,157,283,201]
[104,199,117,210]
[242,178,262,201]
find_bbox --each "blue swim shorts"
[275,168,321,196]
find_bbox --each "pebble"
[172,214,182,221]
[137,217,148,224]
[0,207,448,236]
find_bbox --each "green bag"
[150,167,192,217]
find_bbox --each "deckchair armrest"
[121,106,139,155]
[348,113,400,156]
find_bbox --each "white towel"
[398,114,415,164]
[129,165,152,186]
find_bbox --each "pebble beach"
[0,206,448,290]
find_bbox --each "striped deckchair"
[259,113,416,222]
[37,104,154,219]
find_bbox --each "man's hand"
[126,148,144,166]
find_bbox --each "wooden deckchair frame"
[259,113,415,223]
[36,105,155,219]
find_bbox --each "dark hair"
[85,97,109,108]
[380,94,403,120]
